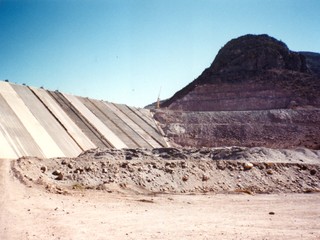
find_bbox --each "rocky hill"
[161,34,320,111]
[155,35,320,149]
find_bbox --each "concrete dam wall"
[0,81,168,159]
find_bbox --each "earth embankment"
[12,147,320,195]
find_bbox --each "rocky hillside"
[154,109,320,149]
[154,35,320,149]
[161,34,320,111]
[300,51,320,77]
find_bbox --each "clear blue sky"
[1,0,319,107]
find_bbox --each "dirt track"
[1,148,320,240]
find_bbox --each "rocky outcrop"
[211,34,308,73]
[161,34,320,111]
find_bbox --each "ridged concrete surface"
[0,81,168,159]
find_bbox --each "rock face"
[161,34,320,111]
[155,35,320,149]
[154,109,320,149]
[211,34,308,73]
[300,51,320,77]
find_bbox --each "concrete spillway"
[0,81,168,159]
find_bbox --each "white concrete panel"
[80,98,138,148]
[0,123,19,159]
[31,88,96,151]
[13,85,82,158]
[103,102,161,148]
[0,91,45,157]
[135,108,157,128]
[0,82,64,158]
[135,107,169,147]
[129,106,168,147]
[63,94,127,149]
[89,99,151,148]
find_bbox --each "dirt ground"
[1,147,320,240]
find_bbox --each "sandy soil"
[1,148,320,240]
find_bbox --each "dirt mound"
[12,147,320,195]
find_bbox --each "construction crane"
[156,87,161,109]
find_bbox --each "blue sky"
[1,0,319,107]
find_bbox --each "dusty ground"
[1,147,320,239]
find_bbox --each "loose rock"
[52,170,61,176]
[243,162,254,170]
[202,175,209,181]
[182,175,189,181]
[40,166,47,173]
[56,172,64,181]
[266,169,273,175]
[216,161,226,170]
[310,169,317,175]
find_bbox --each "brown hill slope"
[161,34,320,111]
